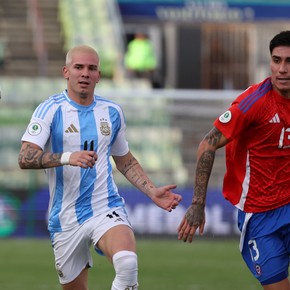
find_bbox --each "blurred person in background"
[18,45,182,290]
[0,37,7,71]
[178,30,290,290]
[124,32,161,88]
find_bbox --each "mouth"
[277,77,290,82]
[79,81,90,86]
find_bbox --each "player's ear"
[96,71,101,83]
[63,66,69,79]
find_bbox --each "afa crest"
[100,121,111,136]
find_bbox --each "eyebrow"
[272,54,290,58]
[73,63,98,68]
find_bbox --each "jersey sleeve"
[214,102,247,141]
[110,106,129,156]
[214,92,257,141]
[214,79,271,140]
[21,104,52,150]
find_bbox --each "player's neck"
[67,90,94,106]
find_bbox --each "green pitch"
[0,237,261,290]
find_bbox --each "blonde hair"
[65,45,100,66]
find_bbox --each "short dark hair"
[269,30,290,54]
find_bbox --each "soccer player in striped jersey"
[178,30,290,290]
[18,45,182,290]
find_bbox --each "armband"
[60,152,72,165]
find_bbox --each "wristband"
[60,152,72,165]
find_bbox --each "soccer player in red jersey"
[178,30,290,290]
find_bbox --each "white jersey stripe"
[236,151,250,210]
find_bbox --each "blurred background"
[0,0,289,239]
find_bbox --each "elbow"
[198,140,212,152]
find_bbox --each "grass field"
[0,237,261,290]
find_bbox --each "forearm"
[193,149,215,206]
[193,127,224,205]
[18,143,62,169]
[118,155,155,198]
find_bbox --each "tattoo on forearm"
[38,152,46,168]
[192,128,221,204]
[194,150,215,204]
[19,143,62,169]
[121,157,153,190]
[121,157,139,176]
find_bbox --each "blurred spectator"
[124,32,160,88]
[0,38,6,71]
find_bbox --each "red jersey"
[214,77,290,213]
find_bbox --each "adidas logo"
[65,124,79,133]
[269,113,280,123]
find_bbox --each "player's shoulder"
[33,91,67,119]
[94,95,123,110]
[40,91,67,106]
[247,77,272,93]
[48,91,67,104]
[234,77,273,112]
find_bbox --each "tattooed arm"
[18,142,62,169]
[113,151,182,212]
[18,141,97,169]
[178,127,228,243]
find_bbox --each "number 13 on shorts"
[248,239,260,262]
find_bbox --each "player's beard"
[79,91,89,99]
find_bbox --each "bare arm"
[18,141,97,169]
[194,126,227,206]
[18,142,62,169]
[113,151,159,198]
[113,151,182,212]
[178,127,228,242]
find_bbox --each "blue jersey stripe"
[109,106,121,145]
[238,80,272,113]
[107,106,123,208]
[75,109,97,223]
[49,107,64,231]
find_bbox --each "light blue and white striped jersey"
[21,90,129,233]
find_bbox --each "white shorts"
[51,207,132,284]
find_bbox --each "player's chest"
[53,109,115,147]
[255,100,290,149]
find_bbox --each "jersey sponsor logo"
[100,120,111,136]
[65,124,79,133]
[219,110,232,123]
[27,122,42,136]
[269,113,280,123]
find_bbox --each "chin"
[79,92,89,98]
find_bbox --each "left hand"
[177,203,205,243]
[150,184,182,212]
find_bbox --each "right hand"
[69,150,98,168]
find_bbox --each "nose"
[81,67,90,77]
[279,62,288,73]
